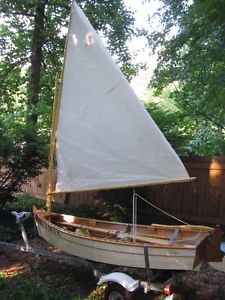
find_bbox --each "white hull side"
[35,217,196,270]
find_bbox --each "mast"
[46,74,61,214]
[46,4,72,213]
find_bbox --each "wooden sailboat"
[34,2,222,271]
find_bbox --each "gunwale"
[35,210,213,249]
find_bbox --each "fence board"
[22,169,99,208]
[22,157,225,225]
[146,157,225,225]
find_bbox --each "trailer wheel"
[104,283,134,300]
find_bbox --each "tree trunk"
[27,0,48,125]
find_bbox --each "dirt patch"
[173,263,225,299]
[0,238,100,300]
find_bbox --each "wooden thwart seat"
[55,221,119,237]
[55,220,173,245]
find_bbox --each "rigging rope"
[132,189,137,241]
[134,192,189,225]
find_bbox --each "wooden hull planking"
[34,210,222,271]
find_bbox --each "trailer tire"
[104,283,134,300]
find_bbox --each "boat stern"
[194,225,223,268]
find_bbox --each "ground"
[174,263,225,299]
[0,238,101,300]
[0,238,225,300]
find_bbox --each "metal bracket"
[11,211,33,250]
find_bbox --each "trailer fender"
[97,272,139,292]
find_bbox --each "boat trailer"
[97,271,174,299]
[96,244,175,300]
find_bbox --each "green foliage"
[0,118,48,208]
[1,193,88,242]
[0,269,95,300]
[145,100,194,156]
[0,0,139,122]
[0,0,142,207]
[99,188,133,222]
[79,0,139,79]
[145,87,225,156]
[5,191,58,213]
[148,0,225,155]
[0,194,44,241]
[4,193,45,212]
[0,280,55,300]
[0,223,18,242]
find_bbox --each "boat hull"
[34,210,222,271]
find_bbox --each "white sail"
[55,2,190,193]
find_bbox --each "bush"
[0,193,78,242]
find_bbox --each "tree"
[0,0,140,206]
[148,0,225,155]
[145,87,225,156]
[144,88,195,156]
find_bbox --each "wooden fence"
[22,169,99,208]
[22,157,225,225]
[146,157,225,225]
